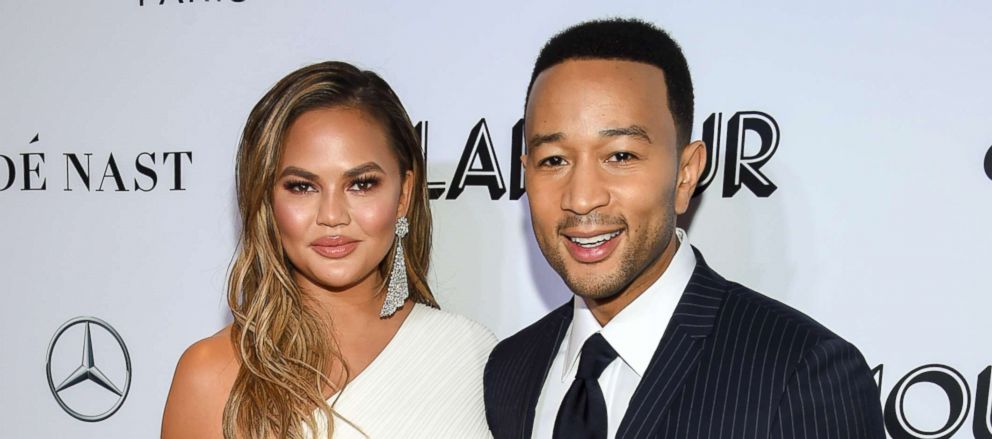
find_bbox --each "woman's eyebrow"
[344,162,385,178]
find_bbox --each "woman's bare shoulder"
[161,325,239,439]
[176,326,239,381]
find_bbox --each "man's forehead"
[530,59,667,96]
[523,62,680,151]
[527,60,669,118]
[526,61,672,132]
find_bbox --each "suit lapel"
[616,247,727,438]
[517,301,572,438]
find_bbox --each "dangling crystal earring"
[380,216,409,317]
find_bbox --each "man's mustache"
[556,212,627,233]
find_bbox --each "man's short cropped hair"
[526,18,695,147]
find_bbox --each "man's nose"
[561,160,609,215]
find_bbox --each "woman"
[161,61,496,438]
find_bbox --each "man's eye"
[607,152,637,163]
[538,156,567,167]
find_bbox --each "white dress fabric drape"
[308,304,497,438]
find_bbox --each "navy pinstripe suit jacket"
[483,248,885,438]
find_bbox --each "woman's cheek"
[351,195,399,239]
[273,195,314,246]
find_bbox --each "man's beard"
[535,211,674,300]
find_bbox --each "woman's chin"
[298,265,381,294]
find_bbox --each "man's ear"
[520,154,528,169]
[397,170,415,218]
[674,140,707,215]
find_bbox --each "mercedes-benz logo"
[45,316,132,422]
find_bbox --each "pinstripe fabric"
[484,248,884,439]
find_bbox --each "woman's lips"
[562,230,624,264]
[310,236,359,259]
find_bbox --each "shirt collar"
[562,228,697,381]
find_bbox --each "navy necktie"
[553,332,619,439]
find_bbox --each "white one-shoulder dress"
[308,303,497,438]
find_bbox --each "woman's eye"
[349,177,379,192]
[538,156,567,167]
[607,152,636,163]
[284,181,316,193]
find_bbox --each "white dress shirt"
[532,228,697,439]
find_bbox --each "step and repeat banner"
[1,1,990,438]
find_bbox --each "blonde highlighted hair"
[224,61,437,438]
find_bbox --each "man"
[484,18,884,439]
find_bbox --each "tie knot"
[576,333,618,380]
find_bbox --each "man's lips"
[310,236,360,259]
[561,228,624,264]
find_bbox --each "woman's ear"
[397,170,415,218]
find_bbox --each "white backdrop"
[1,1,990,438]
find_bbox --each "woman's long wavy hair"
[223,61,437,438]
